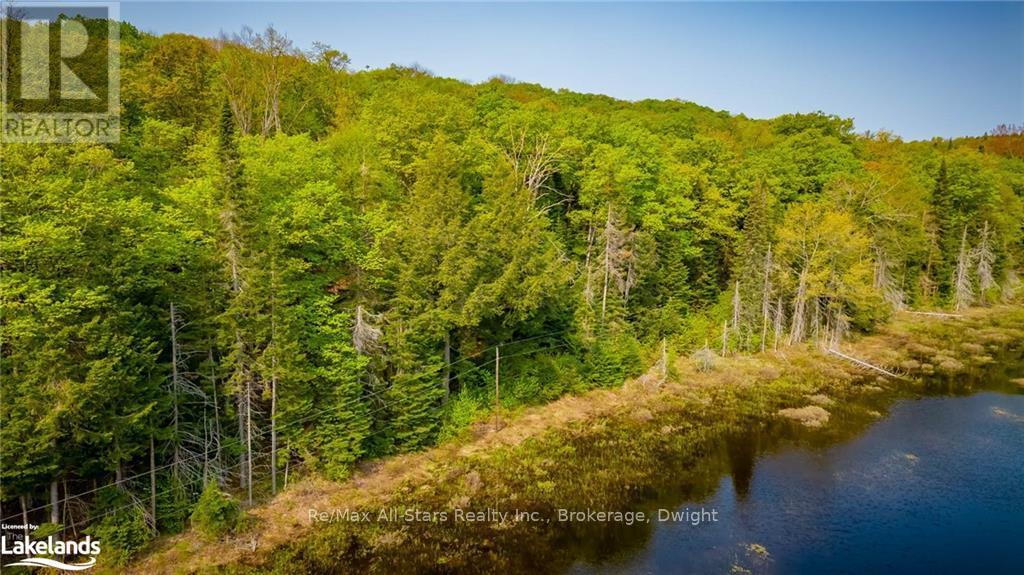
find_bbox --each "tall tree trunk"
[976,220,995,302]
[63,478,76,537]
[760,244,773,352]
[270,355,278,497]
[237,393,246,490]
[789,268,809,344]
[20,494,29,539]
[209,349,222,474]
[583,223,595,305]
[773,295,785,350]
[601,205,612,320]
[731,280,741,330]
[49,480,59,524]
[443,332,451,399]
[246,380,253,506]
[812,297,821,345]
[721,320,728,356]
[169,303,181,478]
[149,435,157,526]
[270,267,278,497]
[493,347,501,432]
[954,225,973,311]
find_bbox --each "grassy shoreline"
[127,305,1024,574]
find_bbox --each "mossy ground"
[126,306,1024,575]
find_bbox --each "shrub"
[189,481,240,540]
[437,390,485,442]
[87,502,152,566]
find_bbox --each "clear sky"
[121,1,1024,141]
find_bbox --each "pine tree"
[732,181,775,349]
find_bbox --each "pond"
[568,374,1024,574]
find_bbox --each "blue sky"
[121,2,1024,140]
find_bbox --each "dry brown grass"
[777,405,831,427]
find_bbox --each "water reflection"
[568,369,1024,575]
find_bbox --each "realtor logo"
[1,0,120,143]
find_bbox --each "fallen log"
[826,348,900,378]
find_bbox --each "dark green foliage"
[190,482,241,540]
[86,495,153,566]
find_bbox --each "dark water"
[569,384,1024,574]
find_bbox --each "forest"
[1,20,1023,565]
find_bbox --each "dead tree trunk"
[789,268,809,344]
[149,435,157,526]
[245,376,253,506]
[49,481,59,525]
[270,265,278,497]
[443,332,451,399]
[20,494,29,539]
[721,320,728,356]
[954,225,973,311]
[210,350,223,476]
[237,391,246,490]
[601,205,612,320]
[270,363,277,496]
[731,280,741,331]
[169,303,182,478]
[583,223,595,305]
[975,220,995,302]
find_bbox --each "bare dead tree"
[203,349,226,485]
[974,221,995,302]
[618,241,639,304]
[601,207,613,319]
[217,26,300,136]
[874,247,906,310]
[167,303,208,486]
[731,280,741,331]
[269,263,280,496]
[253,26,295,136]
[789,269,809,344]
[169,303,183,476]
[599,205,637,320]
[826,304,850,350]
[692,343,715,373]
[721,320,729,356]
[953,225,974,311]
[811,297,823,346]
[502,129,568,210]
[352,305,383,355]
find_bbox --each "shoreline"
[125,305,1024,574]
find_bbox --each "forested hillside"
[2,22,1022,564]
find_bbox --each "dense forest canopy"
[1,21,1023,564]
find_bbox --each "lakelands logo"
[1,0,120,143]
[1,533,101,570]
